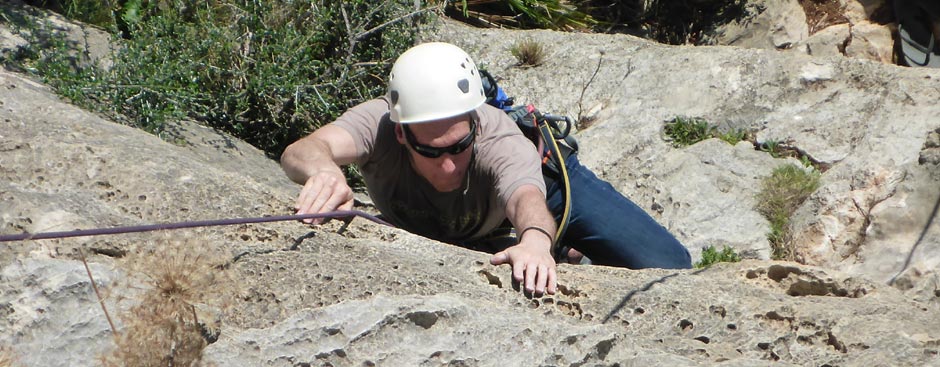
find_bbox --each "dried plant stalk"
[102,237,234,367]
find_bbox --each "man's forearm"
[282,125,359,185]
[506,185,556,249]
[281,138,344,185]
[497,183,559,295]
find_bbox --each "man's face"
[395,114,475,192]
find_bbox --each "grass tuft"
[664,116,714,147]
[756,164,821,260]
[663,116,749,147]
[694,245,742,268]
[102,238,234,367]
[717,129,749,145]
[510,38,546,67]
[758,140,785,158]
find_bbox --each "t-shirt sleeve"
[330,98,391,165]
[474,104,546,206]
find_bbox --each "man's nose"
[439,155,456,172]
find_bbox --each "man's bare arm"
[491,184,558,295]
[281,125,359,224]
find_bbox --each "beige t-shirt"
[332,98,545,243]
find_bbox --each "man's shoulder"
[333,98,392,130]
[348,97,391,116]
[474,103,523,142]
[475,102,510,122]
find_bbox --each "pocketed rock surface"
[2,8,940,367]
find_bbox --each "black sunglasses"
[402,118,476,158]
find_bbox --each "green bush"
[756,164,821,260]
[6,0,418,157]
[717,129,748,145]
[663,116,748,147]
[637,0,750,44]
[22,0,114,27]
[442,0,595,30]
[758,140,785,158]
[440,0,750,45]
[664,116,714,147]
[694,245,741,268]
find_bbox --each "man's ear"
[394,124,406,145]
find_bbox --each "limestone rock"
[0,68,302,266]
[709,0,809,49]
[0,258,124,366]
[205,294,661,366]
[796,21,893,64]
[0,1,114,69]
[2,8,940,367]
[844,20,894,64]
[429,18,940,301]
[800,23,852,58]
[706,0,894,65]
[204,247,939,366]
[603,139,786,261]
[842,0,889,25]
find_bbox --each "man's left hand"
[490,238,557,296]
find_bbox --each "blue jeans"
[546,154,692,269]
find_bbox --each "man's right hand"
[295,170,354,224]
[281,124,360,225]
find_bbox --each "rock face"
[709,0,810,50]
[429,18,940,301]
[2,9,940,367]
[708,0,894,64]
[1,259,123,366]
[204,260,936,366]
[0,1,114,69]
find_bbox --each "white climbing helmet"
[387,42,486,124]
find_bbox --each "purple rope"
[0,210,392,242]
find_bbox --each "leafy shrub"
[438,0,749,45]
[441,0,595,30]
[718,128,749,145]
[664,116,714,147]
[758,140,785,158]
[6,0,418,157]
[663,116,749,147]
[756,164,821,260]
[637,0,750,44]
[22,0,114,27]
[694,245,741,268]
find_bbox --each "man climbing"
[280,42,690,296]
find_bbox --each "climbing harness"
[0,210,392,242]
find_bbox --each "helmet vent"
[389,90,399,104]
[457,79,470,93]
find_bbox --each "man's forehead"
[408,115,471,134]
